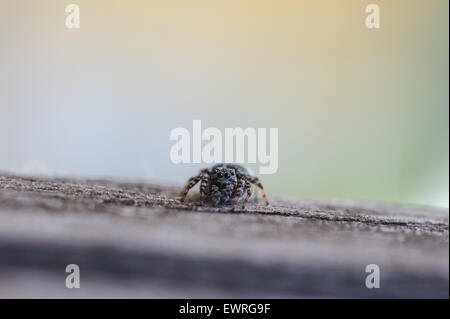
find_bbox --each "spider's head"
[212,167,237,186]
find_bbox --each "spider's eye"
[225,172,231,179]
[218,172,223,178]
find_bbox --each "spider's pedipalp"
[232,179,245,210]
[210,184,222,206]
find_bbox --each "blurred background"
[0,0,448,208]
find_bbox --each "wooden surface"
[0,174,448,298]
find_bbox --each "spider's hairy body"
[181,164,269,210]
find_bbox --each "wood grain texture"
[0,174,448,298]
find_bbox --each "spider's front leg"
[241,181,253,209]
[199,170,210,200]
[181,169,208,202]
[244,175,269,205]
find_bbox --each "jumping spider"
[181,164,269,210]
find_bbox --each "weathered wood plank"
[0,174,448,298]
